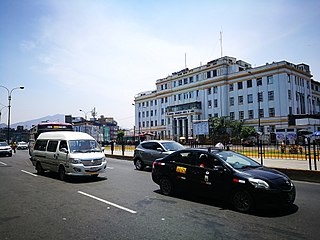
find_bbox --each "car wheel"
[160,177,174,196]
[36,162,44,175]
[91,174,99,178]
[135,159,145,170]
[232,189,254,213]
[58,166,66,181]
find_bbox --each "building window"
[248,110,254,119]
[214,99,218,108]
[150,110,153,116]
[207,88,212,95]
[239,111,244,120]
[184,78,188,84]
[207,71,211,78]
[238,96,243,105]
[257,78,262,86]
[208,100,212,108]
[247,79,252,88]
[178,79,182,86]
[213,86,218,93]
[189,76,194,83]
[196,90,199,97]
[268,91,274,101]
[269,108,275,117]
[248,94,253,103]
[267,75,273,84]
[229,97,234,106]
[238,82,243,90]
[288,90,291,100]
[230,112,235,120]
[214,113,218,117]
[258,92,263,102]
[229,83,234,91]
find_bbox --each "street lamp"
[79,109,90,133]
[247,71,263,165]
[0,85,24,143]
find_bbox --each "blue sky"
[1,0,320,129]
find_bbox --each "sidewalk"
[104,149,319,171]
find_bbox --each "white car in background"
[0,142,12,157]
[17,141,29,150]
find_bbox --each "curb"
[105,154,320,183]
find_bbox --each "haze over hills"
[0,114,65,130]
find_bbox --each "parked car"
[152,148,296,213]
[133,140,185,170]
[0,142,13,157]
[17,141,29,150]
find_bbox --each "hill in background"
[0,114,65,130]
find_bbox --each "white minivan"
[30,131,107,181]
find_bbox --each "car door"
[56,140,69,171]
[141,142,164,165]
[191,152,231,197]
[169,151,195,190]
[45,140,59,172]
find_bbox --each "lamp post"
[247,71,263,165]
[79,109,90,133]
[0,85,25,143]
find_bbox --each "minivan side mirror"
[60,148,69,154]
[156,147,164,152]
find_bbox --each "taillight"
[153,161,165,168]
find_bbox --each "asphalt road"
[1,151,320,240]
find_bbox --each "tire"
[91,174,99,178]
[232,189,254,213]
[58,166,66,181]
[36,162,44,175]
[135,159,145,171]
[160,177,174,196]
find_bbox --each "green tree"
[209,116,257,144]
[117,130,125,143]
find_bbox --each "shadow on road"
[153,189,299,217]
[39,171,108,184]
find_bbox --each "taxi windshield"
[214,151,260,169]
[68,140,101,153]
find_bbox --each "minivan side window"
[47,140,58,152]
[34,140,48,151]
[59,140,68,151]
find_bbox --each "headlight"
[248,178,269,189]
[70,158,82,164]
[102,157,106,163]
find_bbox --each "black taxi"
[152,148,296,212]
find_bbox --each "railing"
[103,142,320,170]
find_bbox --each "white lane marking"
[77,191,137,214]
[0,161,7,166]
[21,170,38,177]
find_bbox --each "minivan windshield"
[68,140,101,153]
[161,141,185,151]
[213,151,261,169]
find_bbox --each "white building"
[134,56,320,143]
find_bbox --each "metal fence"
[104,141,320,171]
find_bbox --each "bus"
[29,122,73,155]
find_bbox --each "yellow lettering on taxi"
[176,166,187,174]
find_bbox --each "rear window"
[34,140,48,151]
